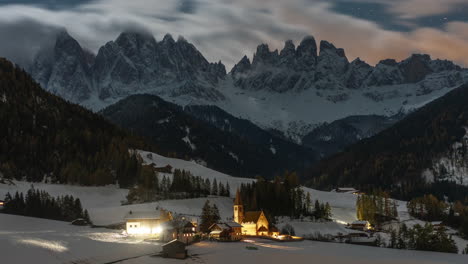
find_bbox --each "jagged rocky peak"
[280,40,296,58]
[346,57,373,89]
[54,31,90,62]
[231,55,252,76]
[379,59,398,66]
[399,54,433,83]
[297,36,318,58]
[161,33,176,44]
[29,30,94,103]
[252,43,279,65]
[295,36,318,70]
[316,40,349,80]
[319,40,346,58]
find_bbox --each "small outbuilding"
[333,188,361,195]
[162,239,187,259]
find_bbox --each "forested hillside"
[0,58,150,187]
[307,83,468,201]
[101,94,316,179]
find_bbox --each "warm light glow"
[335,220,348,225]
[154,226,163,234]
[0,202,4,206]
[17,239,68,253]
[126,223,163,235]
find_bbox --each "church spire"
[234,189,242,205]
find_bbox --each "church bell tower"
[234,189,244,223]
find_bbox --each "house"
[234,190,269,236]
[178,222,197,244]
[431,221,445,231]
[209,222,243,241]
[350,220,372,231]
[124,209,173,238]
[0,200,4,210]
[333,188,361,195]
[162,239,187,259]
[269,227,280,237]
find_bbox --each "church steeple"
[233,189,244,223]
[234,189,242,205]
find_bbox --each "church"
[233,190,270,236]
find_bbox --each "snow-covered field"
[0,214,163,264]
[1,214,467,264]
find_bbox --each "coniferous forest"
[2,186,91,223]
[356,191,398,226]
[0,58,150,187]
[238,172,331,220]
[126,168,231,203]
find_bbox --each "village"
[118,186,441,260]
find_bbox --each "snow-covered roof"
[124,211,161,220]
[351,220,369,225]
[431,221,443,225]
[226,222,243,228]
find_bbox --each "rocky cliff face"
[231,37,462,94]
[30,31,93,103]
[31,31,226,105]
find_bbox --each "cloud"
[384,0,467,19]
[0,0,467,70]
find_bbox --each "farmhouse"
[431,221,445,231]
[178,222,197,244]
[209,222,243,241]
[350,220,372,231]
[124,209,173,238]
[234,191,270,236]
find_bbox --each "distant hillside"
[0,58,149,187]
[306,82,468,201]
[100,94,316,179]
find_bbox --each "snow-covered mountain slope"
[27,31,468,144]
[424,127,468,186]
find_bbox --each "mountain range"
[27,31,468,147]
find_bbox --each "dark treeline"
[408,195,468,239]
[356,191,398,226]
[0,58,150,188]
[386,223,458,254]
[2,186,91,223]
[238,171,331,220]
[127,168,230,203]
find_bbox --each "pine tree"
[389,229,397,248]
[212,179,218,196]
[200,200,212,232]
[226,182,231,197]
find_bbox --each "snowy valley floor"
[1,213,467,264]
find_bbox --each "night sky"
[0,0,467,68]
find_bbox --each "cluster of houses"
[123,191,282,245]
[208,192,280,241]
